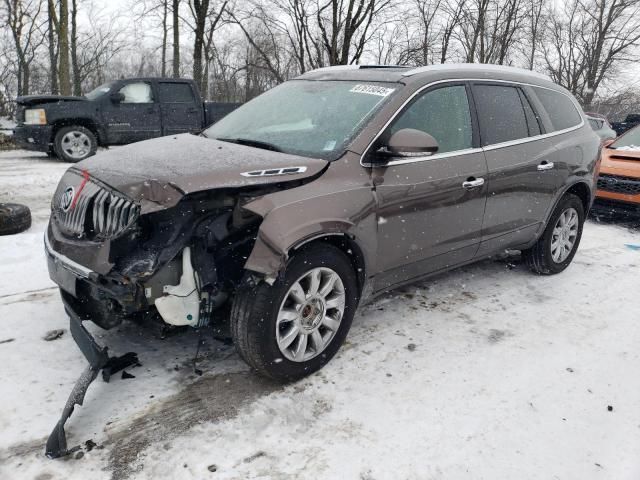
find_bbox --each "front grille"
[53,173,139,239]
[92,189,139,237]
[597,174,640,195]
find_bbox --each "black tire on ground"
[0,203,31,235]
[230,243,359,382]
[523,193,585,275]
[53,125,97,163]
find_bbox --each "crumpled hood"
[73,134,328,213]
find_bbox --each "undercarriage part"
[45,304,139,459]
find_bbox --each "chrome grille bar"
[53,174,139,239]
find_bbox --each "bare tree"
[57,0,70,94]
[544,0,640,105]
[70,0,80,95]
[523,0,546,69]
[3,0,46,95]
[47,0,57,93]
[172,0,180,77]
[189,0,228,94]
[315,0,392,65]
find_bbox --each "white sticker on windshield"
[323,140,337,151]
[350,84,395,97]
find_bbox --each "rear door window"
[389,84,473,154]
[158,83,196,103]
[532,87,582,131]
[519,90,542,136]
[473,84,529,146]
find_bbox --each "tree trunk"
[58,0,72,95]
[71,0,80,95]
[172,0,180,77]
[192,0,209,92]
[48,0,59,94]
[161,0,168,77]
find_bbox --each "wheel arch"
[51,119,102,145]
[564,181,592,213]
[290,233,367,297]
[545,180,592,226]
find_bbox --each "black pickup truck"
[611,113,640,136]
[14,77,240,162]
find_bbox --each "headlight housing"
[24,108,47,125]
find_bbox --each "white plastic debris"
[155,247,200,327]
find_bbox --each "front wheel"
[523,193,585,274]
[230,244,359,382]
[54,126,97,163]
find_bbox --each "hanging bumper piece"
[45,304,139,459]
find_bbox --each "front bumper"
[13,124,53,152]
[45,228,148,328]
[592,197,640,216]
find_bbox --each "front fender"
[242,182,377,279]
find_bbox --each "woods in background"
[1,0,640,113]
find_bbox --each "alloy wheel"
[276,267,346,362]
[61,131,91,160]
[551,207,579,263]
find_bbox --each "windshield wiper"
[217,137,282,152]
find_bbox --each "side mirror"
[602,138,615,148]
[380,128,439,157]
[110,92,125,103]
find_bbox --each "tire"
[54,126,97,163]
[0,203,31,235]
[230,244,359,382]
[523,193,585,275]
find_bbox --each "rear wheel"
[230,244,358,381]
[523,193,585,274]
[54,126,97,163]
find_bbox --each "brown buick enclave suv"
[46,64,599,382]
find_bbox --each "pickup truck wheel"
[523,193,584,275]
[54,126,97,163]
[0,203,31,235]
[230,244,358,382]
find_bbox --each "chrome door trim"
[360,78,585,168]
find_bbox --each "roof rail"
[402,63,552,81]
[303,64,410,74]
[303,65,359,74]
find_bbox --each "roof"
[297,63,556,89]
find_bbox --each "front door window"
[389,85,473,154]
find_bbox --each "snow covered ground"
[1,150,639,480]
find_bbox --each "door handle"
[462,177,485,189]
[537,161,555,171]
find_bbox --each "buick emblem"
[60,186,75,212]
[606,177,618,184]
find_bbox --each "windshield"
[85,82,114,100]
[203,80,398,159]
[610,125,640,150]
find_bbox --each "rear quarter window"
[532,87,582,131]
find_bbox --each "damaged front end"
[44,162,317,458]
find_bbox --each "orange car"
[595,124,640,213]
